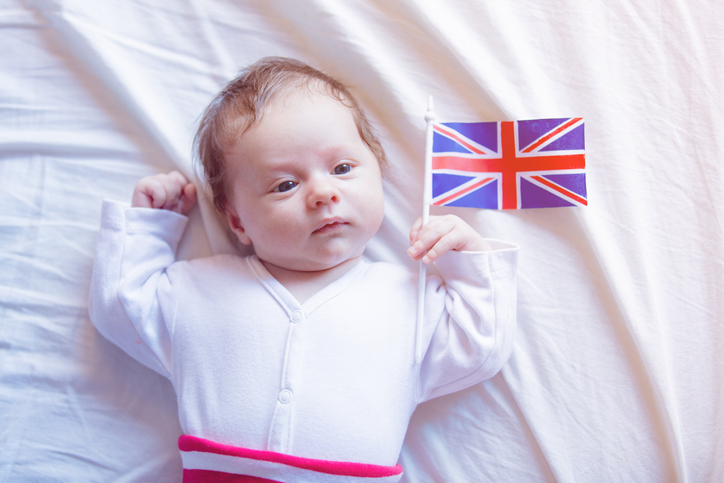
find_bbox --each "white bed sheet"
[1,0,723,481]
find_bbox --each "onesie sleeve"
[88,200,189,379]
[418,239,518,403]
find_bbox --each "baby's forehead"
[267,84,352,117]
[231,83,348,130]
[225,88,360,154]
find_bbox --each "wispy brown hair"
[194,56,387,213]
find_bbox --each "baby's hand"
[131,170,197,215]
[407,215,491,264]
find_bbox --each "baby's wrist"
[458,234,492,253]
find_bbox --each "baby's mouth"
[313,219,347,234]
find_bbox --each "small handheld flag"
[431,118,586,209]
[415,107,587,364]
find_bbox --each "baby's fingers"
[159,172,186,210]
[407,215,489,263]
[418,230,461,264]
[409,217,424,245]
[177,183,198,215]
[407,216,458,263]
[132,177,168,209]
[132,171,190,212]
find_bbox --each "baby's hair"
[194,56,387,214]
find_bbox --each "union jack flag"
[431,118,587,209]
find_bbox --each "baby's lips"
[313,217,347,233]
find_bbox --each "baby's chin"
[262,241,366,270]
[260,250,365,275]
[284,258,357,273]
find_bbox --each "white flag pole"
[416,96,435,364]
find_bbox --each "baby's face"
[224,89,385,273]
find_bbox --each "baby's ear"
[224,204,253,246]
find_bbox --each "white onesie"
[89,200,518,482]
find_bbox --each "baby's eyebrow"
[266,146,357,168]
[318,145,361,161]
[263,159,297,171]
[256,153,307,173]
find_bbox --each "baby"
[89,57,518,482]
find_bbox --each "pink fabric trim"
[179,435,403,478]
[183,468,281,483]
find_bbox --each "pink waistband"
[179,435,403,483]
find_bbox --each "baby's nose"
[308,178,339,207]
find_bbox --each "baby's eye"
[275,181,297,193]
[333,163,352,175]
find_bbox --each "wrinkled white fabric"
[1,0,723,481]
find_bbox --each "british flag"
[431,118,587,209]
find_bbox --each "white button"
[279,389,293,404]
[290,310,303,323]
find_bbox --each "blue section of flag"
[432,173,476,198]
[541,173,587,197]
[434,122,498,152]
[517,118,570,150]
[540,123,585,151]
[433,131,470,154]
[447,180,498,209]
[519,178,576,208]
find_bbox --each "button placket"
[268,308,304,453]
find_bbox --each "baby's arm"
[407,215,492,264]
[410,216,518,402]
[131,170,197,214]
[89,171,196,378]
